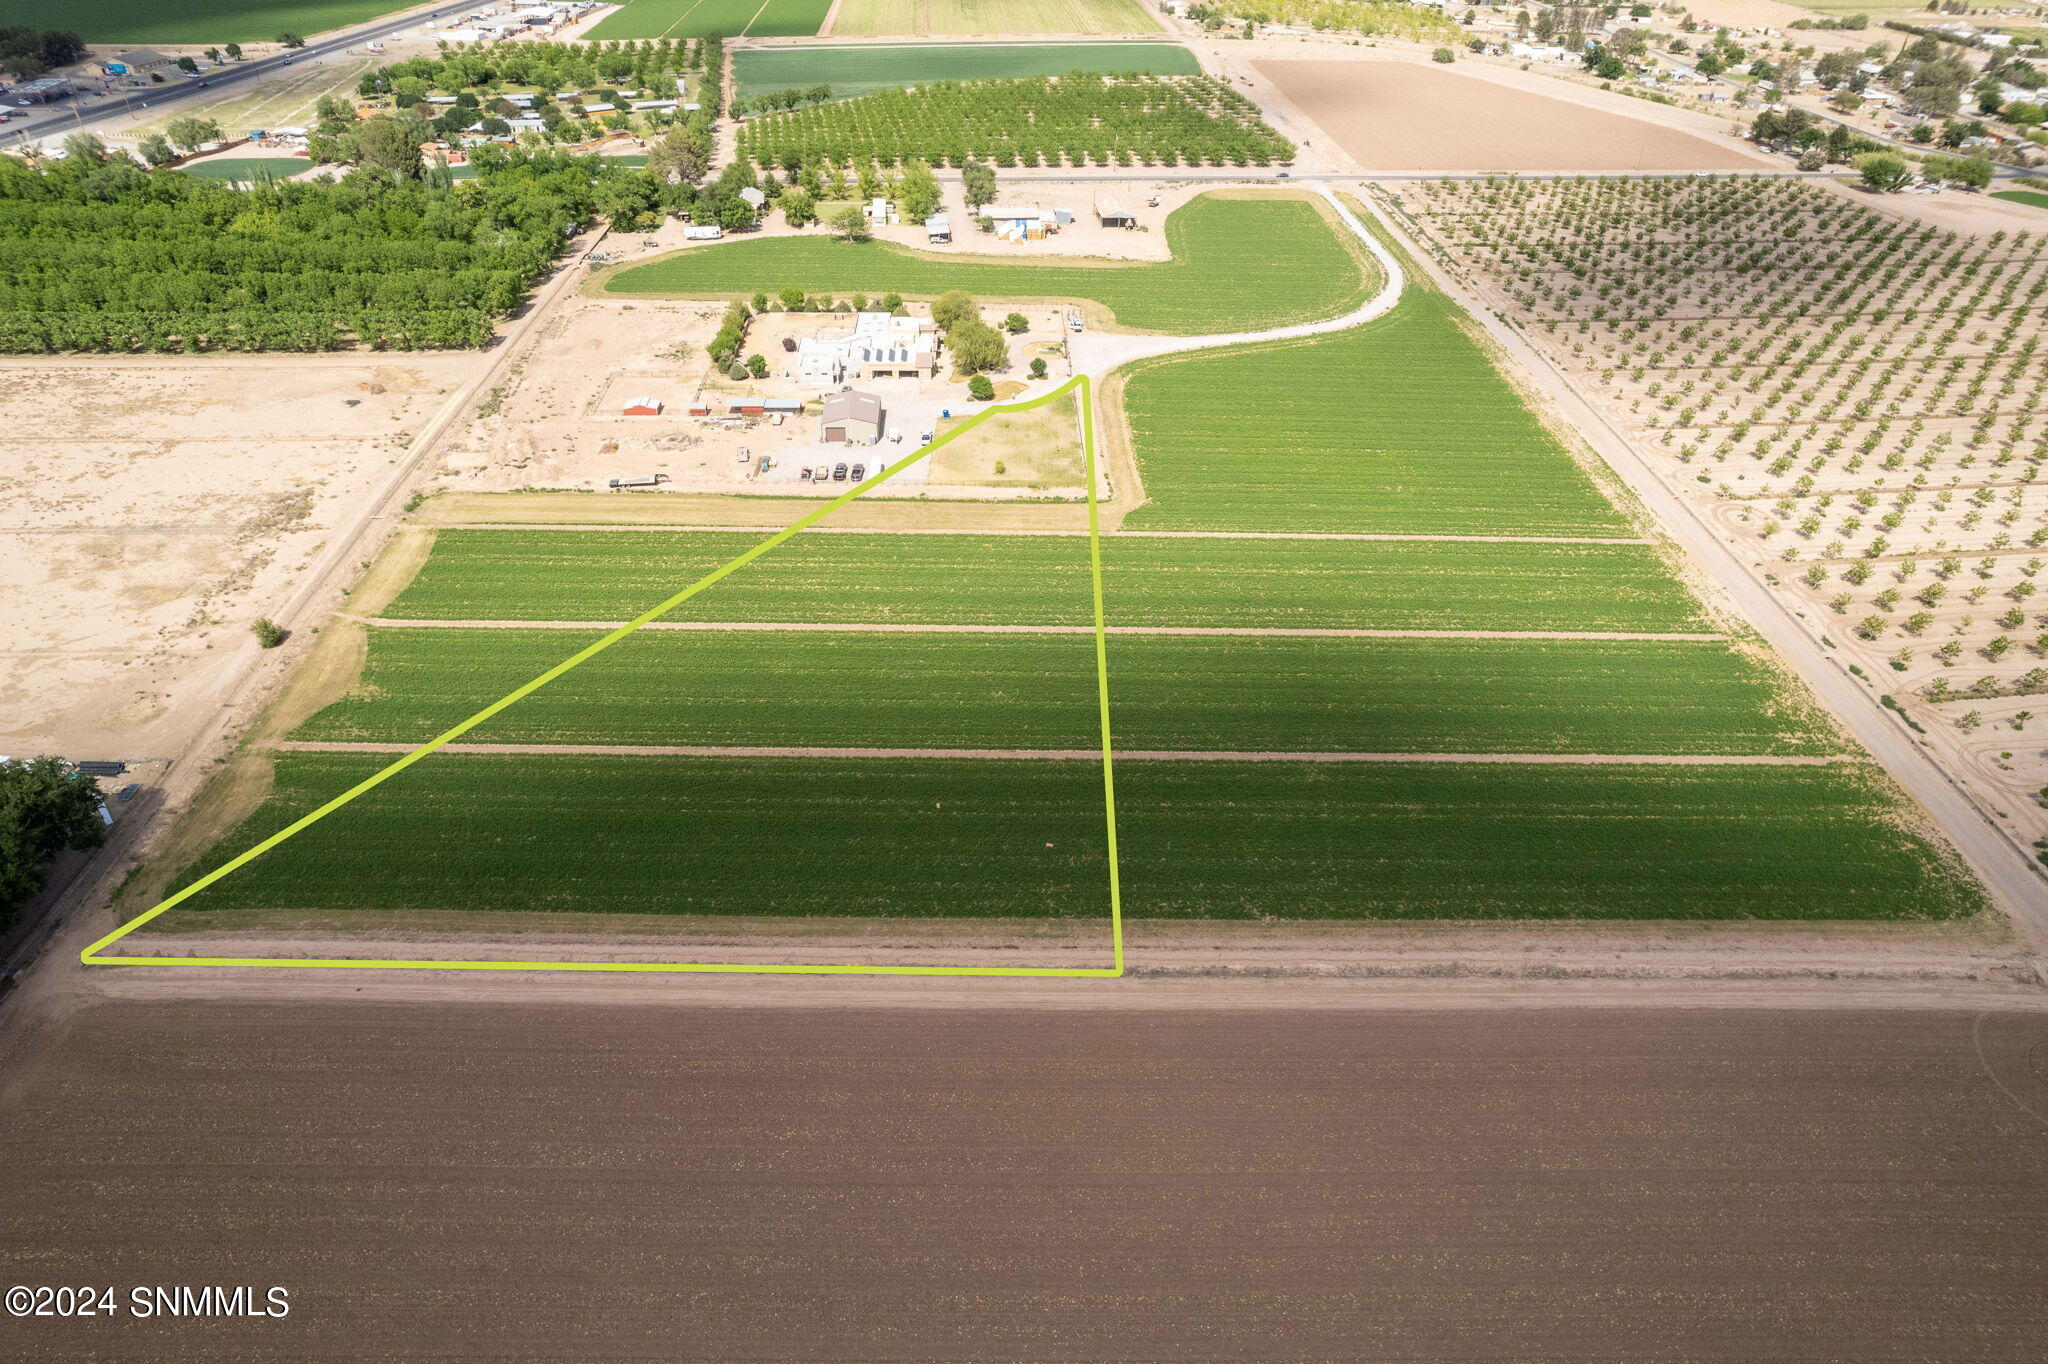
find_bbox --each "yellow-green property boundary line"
[82,376,1125,978]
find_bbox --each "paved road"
[5,0,475,148]
[3,1001,2043,1357]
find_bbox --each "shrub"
[968,374,996,401]
[252,618,286,649]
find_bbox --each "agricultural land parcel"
[1257,60,1767,172]
[732,41,1199,102]
[828,0,1164,37]
[145,190,1991,940]
[585,0,833,39]
[0,0,415,42]
[734,74,1291,171]
[1390,174,2048,872]
[604,195,1367,333]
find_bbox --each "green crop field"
[173,754,1978,922]
[830,0,1164,37]
[603,195,1368,335]
[0,0,410,42]
[178,157,309,183]
[1121,290,1626,536]
[301,629,1832,756]
[733,42,1199,102]
[1992,190,2048,210]
[586,0,833,39]
[382,529,1711,634]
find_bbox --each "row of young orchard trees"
[734,75,1293,171]
[1399,175,2048,723]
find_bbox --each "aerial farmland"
[6,5,2048,1353]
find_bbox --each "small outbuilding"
[925,212,951,242]
[621,396,663,416]
[820,391,883,445]
[1095,198,1137,229]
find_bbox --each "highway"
[5,0,479,147]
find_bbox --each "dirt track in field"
[4,1000,2045,1358]
[1259,60,1770,173]
[273,740,1836,766]
[363,617,1733,641]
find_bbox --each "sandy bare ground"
[1258,59,1771,173]
[273,739,1836,765]
[0,356,473,758]
[2,999,2045,1357]
[363,617,1732,641]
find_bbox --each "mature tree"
[353,116,423,178]
[896,160,940,223]
[1924,152,1994,189]
[164,115,223,153]
[1856,151,1913,192]
[960,158,996,211]
[314,94,355,135]
[136,132,176,167]
[832,205,870,241]
[717,195,757,232]
[967,373,995,401]
[780,187,815,227]
[60,132,107,163]
[204,47,221,63]
[225,42,242,60]
[1003,312,1028,333]
[0,758,107,928]
[646,125,708,185]
[176,55,198,74]
[278,32,306,48]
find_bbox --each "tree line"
[0,149,628,353]
[0,26,84,80]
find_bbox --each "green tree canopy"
[0,758,106,927]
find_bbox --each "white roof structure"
[797,336,846,383]
[738,186,766,208]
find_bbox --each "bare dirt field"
[2,998,2044,1358]
[0,355,473,760]
[1257,59,1770,172]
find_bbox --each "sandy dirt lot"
[436,292,1079,499]
[1257,59,1771,172]
[0,356,472,760]
[2,999,2044,1358]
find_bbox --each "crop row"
[300,629,1833,756]
[733,74,1293,170]
[1121,290,1629,537]
[382,530,1712,634]
[605,195,1368,335]
[173,754,1981,923]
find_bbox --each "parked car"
[832,463,848,481]
[850,464,865,481]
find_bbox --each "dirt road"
[3,1000,2044,1358]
